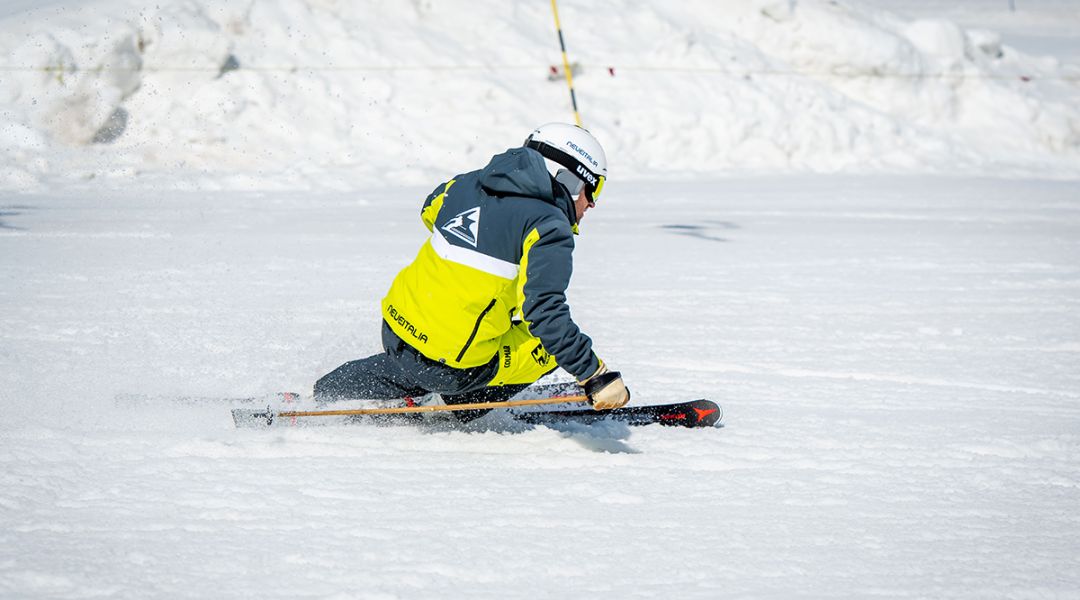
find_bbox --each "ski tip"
[686,399,723,427]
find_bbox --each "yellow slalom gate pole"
[550,0,583,127]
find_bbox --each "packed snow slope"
[1,0,1079,189]
[2,1,1080,598]
[2,176,1080,598]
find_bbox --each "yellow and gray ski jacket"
[381,147,600,380]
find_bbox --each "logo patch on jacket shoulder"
[442,207,481,247]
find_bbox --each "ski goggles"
[556,169,605,204]
[590,174,605,203]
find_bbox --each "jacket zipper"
[456,299,497,363]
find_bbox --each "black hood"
[478,147,577,227]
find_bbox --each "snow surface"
[0,0,1079,191]
[3,176,1080,598]
[3,0,1080,598]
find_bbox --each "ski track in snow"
[2,175,1080,597]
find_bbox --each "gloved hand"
[579,362,630,410]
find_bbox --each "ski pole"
[276,395,587,418]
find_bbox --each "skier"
[314,123,629,421]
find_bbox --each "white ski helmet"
[524,122,607,203]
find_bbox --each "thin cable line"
[1,63,1075,82]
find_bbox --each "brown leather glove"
[579,362,630,410]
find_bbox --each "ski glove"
[579,362,630,410]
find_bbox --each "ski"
[130,380,722,429]
[232,397,722,429]
[513,399,722,428]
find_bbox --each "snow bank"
[0,0,1077,190]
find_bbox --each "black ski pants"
[314,321,531,420]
